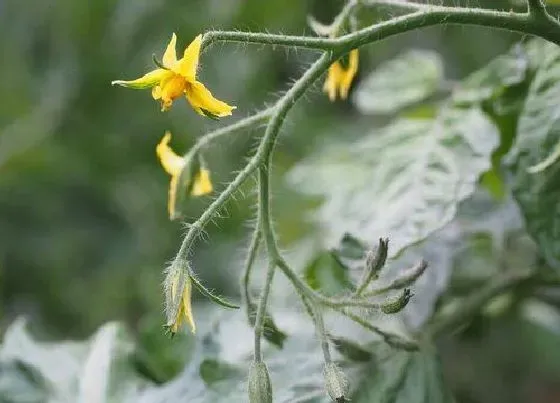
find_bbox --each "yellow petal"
[159,74,187,110]
[191,168,213,196]
[182,277,196,333]
[339,49,359,100]
[111,68,170,89]
[177,34,202,80]
[152,85,162,100]
[168,174,179,220]
[156,132,186,176]
[185,81,236,117]
[323,62,342,102]
[163,33,178,68]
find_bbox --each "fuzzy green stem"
[301,297,332,363]
[254,165,276,361]
[186,108,274,159]
[241,220,262,321]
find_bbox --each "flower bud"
[381,288,412,314]
[248,361,272,403]
[388,260,428,290]
[324,362,349,402]
[355,238,389,295]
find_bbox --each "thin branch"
[186,107,274,158]
[526,0,547,17]
[300,296,332,363]
[360,0,430,12]
[204,5,560,51]
[240,221,262,321]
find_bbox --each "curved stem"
[338,6,560,49]
[301,297,332,363]
[240,220,261,320]
[202,31,335,50]
[186,108,274,158]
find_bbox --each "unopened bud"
[365,238,389,278]
[388,260,428,290]
[381,288,412,314]
[248,361,272,403]
[355,238,389,295]
[324,362,349,402]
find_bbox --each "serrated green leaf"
[453,43,528,105]
[0,318,148,403]
[352,345,455,403]
[507,42,560,270]
[288,106,499,260]
[353,50,443,114]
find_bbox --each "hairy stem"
[186,108,274,158]
[302,297,332,363]
[240,218,262,320]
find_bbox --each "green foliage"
[353,50,444,114]
[3,0,560,401]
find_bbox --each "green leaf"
[353,50,444,114]
[288,106,499,260]
[304,251,355,295]
[333,232,366,261]
[248,302,288,349]
[0,318,148,402]
[507,42,560,270]
[352,344,455,403]
[199,359,243,386]
[452,42,528,105]
[329,336,373,362]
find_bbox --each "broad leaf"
[288,106,499,260]
[452,42,528,105]
[0,318,148,403]
[352,344,455,403]
[353,50,443,114]
[507,42,560,270]
[304,251,355,295]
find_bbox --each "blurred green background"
[1,0,559,402]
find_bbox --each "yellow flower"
[164,263,196,335]
[156,131,213,219]
[323,49,359,101]
[112,33,236,117]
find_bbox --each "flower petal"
[323,62,342,102]
[185,81,235,117]
[111,68,170,89]
[178,34,202,80]
[156,132,186,176]
[182,277,196,333]
[168,174,179,220]
[339,49,359,100]
[163,33,178,68]
[191,168,213,196]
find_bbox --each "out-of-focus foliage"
[2,0,560,402]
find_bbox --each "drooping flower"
[156,131,213,219]
[323,49,359,101]
[164,262,196,335]
[112,33,235,117]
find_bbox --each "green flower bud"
[388,260,427,290]
[381,288,412,314]
[248,361,272,403]
[324,362,349,402]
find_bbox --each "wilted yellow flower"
[323,49,359,101]
[112,33,236,117]
[164,263,196,335]
[156,131,213,219]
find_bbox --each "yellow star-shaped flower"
[156,132,213,219]
[323,49,359,101]
[112,33,236,117]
